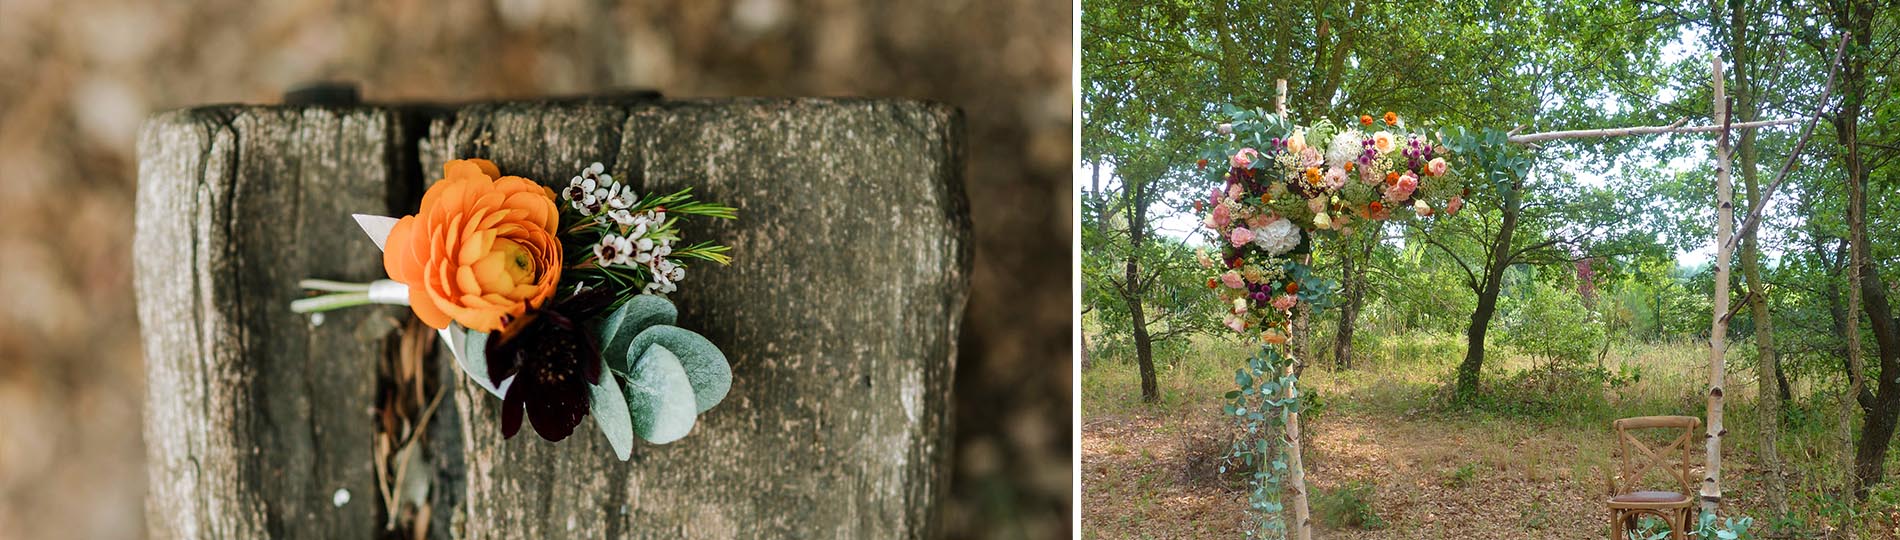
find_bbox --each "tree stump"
[135,97,968,539]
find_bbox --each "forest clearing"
[1082,334,1899,538]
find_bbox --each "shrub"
[1314,481,1386,530]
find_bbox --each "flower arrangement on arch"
[292,158,737,461]
[1197,109,1465,340]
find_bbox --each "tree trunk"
[1853,261,1900,500]
[1820,237,1874,407]
[1826,0,1878,507]
[136,97,970,539]
[1333,222,1381,370]
[1128,285,1158,402]
[1124,171,1159,403]
[1729,3,1787,516]
[1455,181,1523,401]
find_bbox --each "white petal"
[352,214,401,252]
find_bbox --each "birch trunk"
[1272,78,1314,540]
[1701,55,1733,514]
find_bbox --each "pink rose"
[1426,157,1449,177]
[1323,167,1347,190]
[1227,182,1244,200]
[1225,315,1246,333]
[1231,148,1259,169]
[1229,226,1255,247]
[1447,196,1465,216]
[1386,172,1418,201]
[1221,271,1245,289]
[1299,148,1323,169]
[1272,294,1298,311]
[1307,197,1327,214]
[1211,204,1233,229]
[1246,213,1271,229]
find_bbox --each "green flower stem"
[297,279,374,293]
[290,291,374,313]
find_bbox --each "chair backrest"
[1610,415,1700,496]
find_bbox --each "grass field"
[1081,332,1900,539]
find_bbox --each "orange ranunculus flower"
[384,159,563,333]
[1383,111,1398,125]
[1359,114,1374,126]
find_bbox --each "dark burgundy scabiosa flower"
[484,287,617,441]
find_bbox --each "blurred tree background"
[0,1,1071,538]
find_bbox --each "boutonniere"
[292,159,737,460]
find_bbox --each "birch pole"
[1505,117,1801,144]
[1701,54,1733,515]
[1274,78,1315,540]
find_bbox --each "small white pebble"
[332,488,350,508]
[310,313,325,327]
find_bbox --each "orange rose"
[1262,330,1289,345]
[384,159,563,333]
[1359,114,1373,126]
[1383,111,1398,125]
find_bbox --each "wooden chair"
[1607,416,1701,540]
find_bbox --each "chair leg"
[1611,509,1624,540]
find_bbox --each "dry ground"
[1082,334,1900,539]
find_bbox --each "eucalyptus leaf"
[598,295,679,372]
[628,325,732,412]
[589,363,635,460]
[622,345,698,444]
[449,326,506,398]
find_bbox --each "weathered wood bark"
[135,106,413,539]
[424,99,967,539]
[1702,55,1733,514]
[136,98,968,539]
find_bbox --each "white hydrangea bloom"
[1252,217,1303,255]
[1326,130,1363,168]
